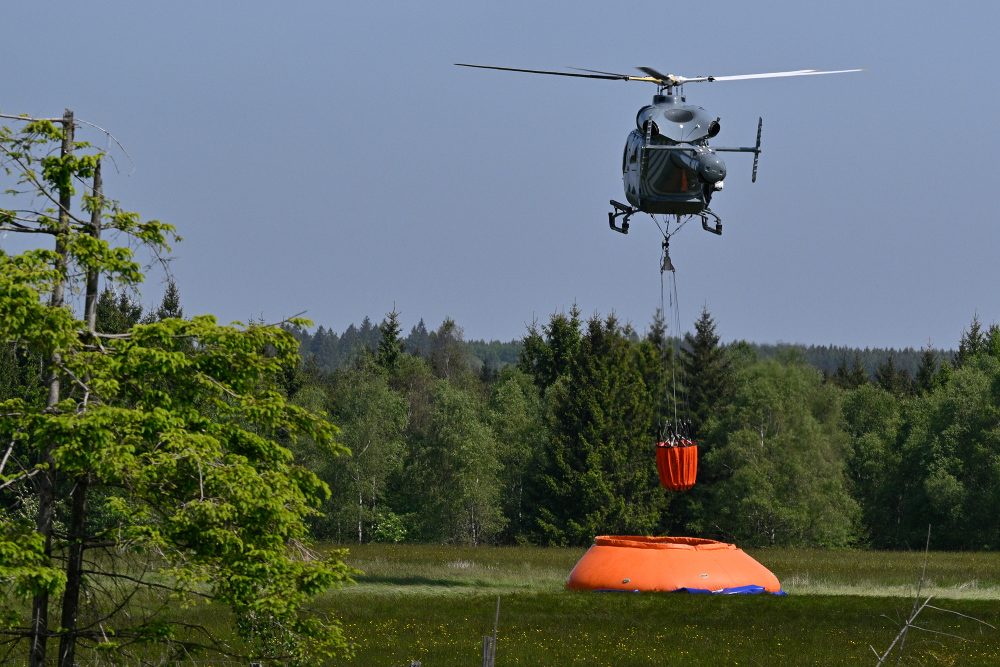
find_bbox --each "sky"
[2,1,998,349]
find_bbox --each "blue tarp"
[677,585,787,596]
[597,586,787,595]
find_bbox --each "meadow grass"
[317,544,1000,665]
[13,545,998,664]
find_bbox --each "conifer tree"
[874,352,914,396]
[956,314,985,367]
[406,318,431,357]
[94,287,143,334]
[915,345,939,394]
[640,308,673,438]
[154,278,184,320]
[679,307,732,438]
[528,315,664,545]
[517,306,582,391]
[831,352,868,389]
[376,309,404,372]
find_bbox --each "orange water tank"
[566,535,782,594]
[655,442,697,491]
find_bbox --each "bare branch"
[0,467,40,491]
[0,113,63,123]
[73,117,135,175]
[907,623,971,642]
[57,360,97,404]
[81,569,214,601]
[0,440,15,476]
[924,604,997,629]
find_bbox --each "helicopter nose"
[697,154,727,183]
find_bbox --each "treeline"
[285,306,998,550]
[5,287,996,551]
[294,319,948,381]
[292,319,522,375]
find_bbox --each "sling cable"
[653,216,698,492]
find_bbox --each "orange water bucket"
[655,442,698,491]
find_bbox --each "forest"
[7,286,989,552]
[290,307,998,551]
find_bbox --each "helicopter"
[455,64,861,237]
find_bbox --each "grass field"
[317,544,1000,666]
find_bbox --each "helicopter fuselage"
[623,94,728,215]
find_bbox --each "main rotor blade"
[568,66,632,77]
[455,63,660,84]
[455,63,630,81]
[705,68,862,82]
[636,66,674,83]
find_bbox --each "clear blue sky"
[3,1,997,348]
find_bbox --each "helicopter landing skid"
[609,200,636,234]
[700,208,723,235]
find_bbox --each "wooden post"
[481,595,500,667]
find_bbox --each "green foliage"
[291,304,1000,556]
[915,345,939,393]
[527,315,666,545]
[95,286,143,333]
[375,309,404,372]
[0,116,352,665]
[518,306,582,391]
[151,278,184,321]
[487,368,547,542]
[680,307,732,438]
[874,351,914,396]
[428,317,473,383]
[324,362,408,543]
[395,378,504,544]
[844,332,1000,549]
[699,359,860,546]
[957,314,986,367]
[831,351,869,389]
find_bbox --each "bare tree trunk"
[30,108,74,667]
[57,477,89,667]
[58,160,101,667]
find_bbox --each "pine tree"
[95,287,143,334]
[640,308,673,439]
[647,308,667,350]
[406,318,431,357]
[376,310,404,372]
[915,345,938,393]
[679,307,731,438]
[831,352,868,389]
[874,352,914,396]
[956,314,985,367]
[528,315,664,545]
[517,306,582,390]
[154,279,183,320]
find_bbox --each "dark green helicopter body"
[626,94,732,214]
[456,63,858,236]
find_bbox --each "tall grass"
[315,544,1000,665]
